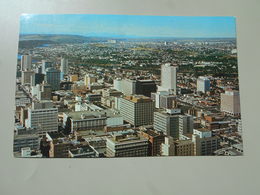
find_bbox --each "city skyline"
[20,14,236,38]
[14,14,242,158]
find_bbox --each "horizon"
[19,33,236,39]
[20,14,237,38]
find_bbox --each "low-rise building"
[106,133,149,157]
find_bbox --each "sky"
[20,14,236,38]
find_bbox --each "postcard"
[14,14,242,158]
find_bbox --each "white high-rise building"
[42,60,52,74]
[221,90,241,116]
[21,55,32,71]
[60,58,69,75]
[197,76,210,93]
[158,63,178,95]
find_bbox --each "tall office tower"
[158,63,178,95]
[60,58,69,75]
[135,80,157,97]
[45,67,61,91]
[26,101,58,133]
[21,55,32,71]
[197,76,210,93]
[192,129,221,156]
[106,133,149,157]
[41,60,52,74]
[220,90,241,116]
[84,74,97,87]
[21,71,35,85]
[119,95,155,127]
[140,129,165,156]
[179,115,194,136]
[153,109,181,139]
[115,79,157,97]
[30,73,45,86]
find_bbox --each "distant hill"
[18,34,96,48]
[20,34,92,42]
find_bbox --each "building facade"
[119,95,155,127]
[220,90,241,116]
[197,76,210,93]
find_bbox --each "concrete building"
[13,133,40,152]
[220,90,241,116]
[140,129,165,156]
[102,88,123,97]
[31,73,45,86]
[68,145,98,158]
[135,80,157,97]
[21,54,32,71]
[161,137,175,156]
[158,63,178,95]
[20,147,42,158]
[84,74,97,87]
[179,115,194,136]
[197,76,210,93]
[47,132,71,158]
[113,78,123,91]
[21,71,35,85]
[119,95,155,127]
[192,128,221,156]
[106,133,149,157]
[27,101,58,133]
[153,109,181,139]
[45,67,61,91]
[63,109,123,132]
[41,60,52,74]
[114,79,156,97]
[60,58,69,75]
[173,140,194,156]
[160,94,177,109]
[151,91,170,108]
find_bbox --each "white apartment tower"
[158,63,178,95]
[60,58,69,75]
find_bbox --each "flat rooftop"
[124,95,152,103]
[108,134,148,144]
[64,109,121,120]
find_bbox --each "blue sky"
[20,14,236,38]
